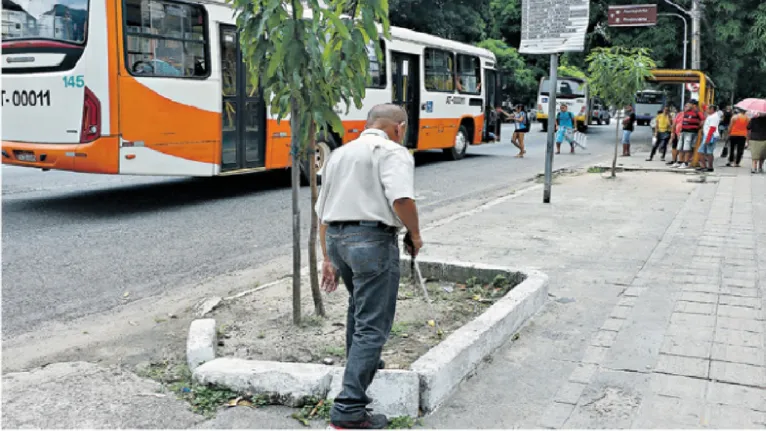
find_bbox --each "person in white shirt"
[698,104,720,172]
[315,104,422,430]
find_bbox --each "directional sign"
[519,0,590,54]
[608,4,658,27]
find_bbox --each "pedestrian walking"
[316,104,422,430]
[726,109,750,167]
[667,107,685,166]
[747,113,766,174]
[555,103,576,154]
[697,104,720,172]
[719,105,733,158]
[647,106,672,161]
[673,101,705,169]
[499,104,529,157]
[621,104,636,157]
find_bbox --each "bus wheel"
[300,136,336,186]
[444,126,469,160]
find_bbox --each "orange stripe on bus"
[118,77,218,165]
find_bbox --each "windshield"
[636,92,664,104]
[2,0,88,43]
[540,78,586,98]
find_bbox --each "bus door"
[390,51,420,149]
[483,69,500,141]
[219,25,266,172]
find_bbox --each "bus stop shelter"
[647,69,716,166]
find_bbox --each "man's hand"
[404,232,423,258]
[321,260,339,293]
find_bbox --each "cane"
[404,232,442,338]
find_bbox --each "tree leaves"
[586,47,656,110]
[231,0,390,156]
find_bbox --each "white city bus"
[2,0,502,179]
[535,76,590,133]
[634,89,667,126]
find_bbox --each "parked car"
[590,102,611,125]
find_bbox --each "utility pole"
[543,54,558,204]
[691,0,701,70]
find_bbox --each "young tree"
[586,47,656,178]
[231,0,390,324]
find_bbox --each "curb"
[186,318,217,371]
[401,258,549,413]
[187,259,549,417]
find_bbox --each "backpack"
[522,111,531,129]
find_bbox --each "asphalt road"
[1,123,651,338]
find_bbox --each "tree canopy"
[389,0,766,104]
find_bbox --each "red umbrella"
[735,98,766,115]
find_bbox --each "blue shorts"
[622,130,633,145]
[700,137,717,155]
[556,127,572,143]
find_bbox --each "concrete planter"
[189,258,548,418]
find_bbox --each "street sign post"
[519,0,589,204]
[608,4,658,27]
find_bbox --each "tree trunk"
[290,103,302,326]
[308,123,326,317]
[612,111,620,178]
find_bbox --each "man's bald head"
[366,104,408,144]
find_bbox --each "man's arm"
[380,148,422,256]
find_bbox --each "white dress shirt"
[315,129,415,228]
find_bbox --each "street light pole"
[691,0,701,70]
[659,12,688,108]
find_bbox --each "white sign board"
[519,0,590,54]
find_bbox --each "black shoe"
[330,413,388,429]
[707,168,714,172]
[666,161,676,165]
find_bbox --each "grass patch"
[390,321,412,337]
[292,397,333,426]
[587,166,606,173]
[138,360,265,418]
[388,416,422,429]
[323,345,345,357]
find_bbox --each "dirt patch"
[212,274,515,369]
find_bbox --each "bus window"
[123,0,209,78]
[1,0,88,43]
[456,54,481,94]
[365,40,386,88]
[424,48,454,92]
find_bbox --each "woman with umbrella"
[736,98,766,174]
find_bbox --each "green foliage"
[586,47,656,111]
[477,39,536,104]
[557,57,586,79]
[292,397,333,426]
[230,0,391,155]
[390,0,490,43]
[387,415,421,428]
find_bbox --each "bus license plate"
[16,152,36,162]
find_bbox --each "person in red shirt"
[667,106,686,166]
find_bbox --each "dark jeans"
[729,136,747,165]
[650,132,671,159]
[327,222,400,421]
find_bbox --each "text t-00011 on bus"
[1,0,504,179]
[2,90,52,107]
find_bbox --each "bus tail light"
[80,86,101,143]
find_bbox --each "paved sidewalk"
[3,157,763,428]
[420,163,765,428]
